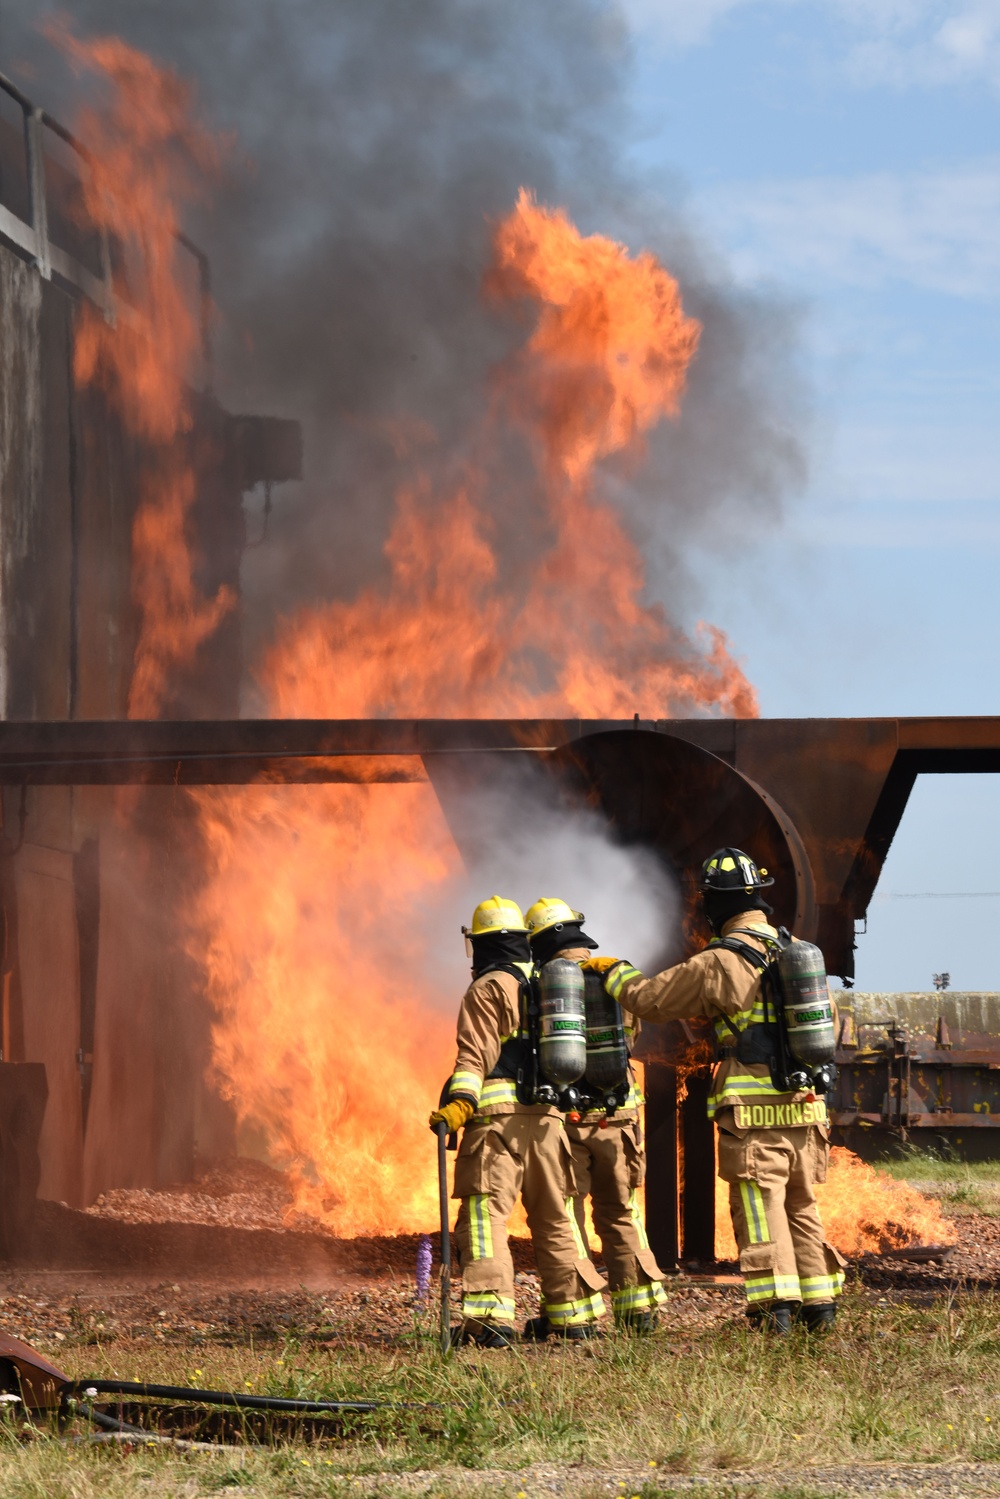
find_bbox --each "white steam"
[417,760,681,1005]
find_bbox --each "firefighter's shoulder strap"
[708,929,787,1047]
[477,963,535,1082]
[475,960,532,989]
[710,936,770,972]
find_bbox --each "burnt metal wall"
[0,234,244,1213]
[832,990,1000,1151]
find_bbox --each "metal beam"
[1,715,1000,784]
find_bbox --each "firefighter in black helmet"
[584,848,844,1335]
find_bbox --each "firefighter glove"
[429,1098,474,1134]
[581,956,626,975]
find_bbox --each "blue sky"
[619,1,1000,989]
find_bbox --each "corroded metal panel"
[832,991,1000,1131]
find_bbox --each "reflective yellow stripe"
[544,1293,606,1325]
[713,1001,768,1041]
[744,1272,801,1303]
[466,1194,493,1261]
[607,964,641,1001]
[566,1197,589,1260]
[708,1073,830,1120]
[449,1070,482,1103]
[800,1272,844,1302]
[726,1098,830,1128]
[629,1190,652,1253]
[461,1292,515,1323]
[611,1282,667,1311]
[738,1181,768,1245]
[478,1078,518,1107]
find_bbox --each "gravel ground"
[327,1460,1000,1497]
[2,1157,995,1351]
[0,1270,741,1353]
[3,1166,1000,1499]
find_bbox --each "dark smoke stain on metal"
[0,715,999,983]
[2,714,1000,1266]
[544,729,813,939]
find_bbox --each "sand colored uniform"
[557,945,666,1320]
[608,911,845,1309]
[444,967,606,1333]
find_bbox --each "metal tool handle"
[436,1121,451,1355]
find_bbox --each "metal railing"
[0,70,212,385]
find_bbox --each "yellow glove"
[581,956,626,975]
[428,1098,474,1134]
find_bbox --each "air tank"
[777,940,836,1069]
[537,958,587,1088]
[583,970,629,1094]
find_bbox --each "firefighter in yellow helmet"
[429,896,607,1348]
[583,851,845,1335]
[524,897,666,1334]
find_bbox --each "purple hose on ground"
[416,1233,432,1300]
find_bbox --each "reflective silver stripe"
[544,1293,606,1325]
[629,1190,651,1253]
[466,1194,493,1260]
[744,1272,801,1303]
[611,1282,667,1311]
[478,1078,518,1106]
[607,964,641,1001]
[565,1197,589,1260]
[449,1070,482,1103]
[707,1074,794,1118]
[800,1272,844,1302]
[739,1181,768,1245]
[461,1292,516,1323]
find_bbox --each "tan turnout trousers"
[567,1118,666,1318]
[612,911,843,1311]
[717,1114,847,1306]
[453,1112,606,1330]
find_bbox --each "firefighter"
[584,850,845,1335]
[429,896,607,1348]
[525,897,666,1334]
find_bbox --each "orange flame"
[714,1145,956,1259]
[57,32,763,1235]
[53,24,233,716]
[193,780,458,1234]
[262,196,756,723]
[193,193,757,1233]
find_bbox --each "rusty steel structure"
[833,992,1000,1139]
[1,713,998,977]
[1,713,999,1266]
[0,74,997,1263]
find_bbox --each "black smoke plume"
[3,0,807,674]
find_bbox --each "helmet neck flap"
[529,921,598,966]
[470,929,532,977]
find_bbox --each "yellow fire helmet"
[524,897,585,938]
[464,895,529,938]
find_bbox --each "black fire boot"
[617,1310,658,1336]
[461,1321,516,1349]
[553,1321,602,1342]
[746,1300,796,1334]
[801,1301,837,1333]
[522,1315,551,1342]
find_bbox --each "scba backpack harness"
[711,929,838,1096]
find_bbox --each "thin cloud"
[622,0,1000,92]
[698,162,1000,297]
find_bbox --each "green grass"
[876,1146,1000,1215]
[1,1291,1000,1494]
